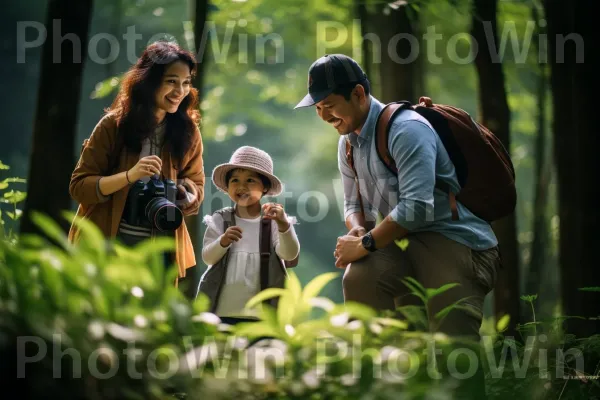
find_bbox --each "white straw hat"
[212,146,283,196]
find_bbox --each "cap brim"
[294,89,333,109]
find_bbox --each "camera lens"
[145,197,183,232]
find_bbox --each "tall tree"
[180,0,211,298]
[20,0,94,236]
[471,0,520,334]
[545,0,599,337]
[525,2,552,315]
[367,2,421,103]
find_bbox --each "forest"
[0,0,597,398]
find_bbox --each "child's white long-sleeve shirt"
[202,213,300,317]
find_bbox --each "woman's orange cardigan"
[68,113,205,278]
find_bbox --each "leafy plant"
[0,160,26,241]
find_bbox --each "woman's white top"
[202,213,300,317]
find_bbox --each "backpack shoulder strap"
[259,218,272,292]
[345,138,366,220]
[214,207,235,231]
[377,99,459,221]
[374,101,413,175]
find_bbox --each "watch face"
[362,234,374,251]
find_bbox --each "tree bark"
[355,0,371,79]
[525,3,551,315]
[545,0,599,337]
[371,4,419,103]
[20,0,94,236]
[471,0,520,335]
[179,0,210,299]
[184,0,210,249]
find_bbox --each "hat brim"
[212,163,283,196]
[294,88,333,109]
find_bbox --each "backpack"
[345,96,516,222]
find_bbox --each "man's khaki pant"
[343,231,500,340]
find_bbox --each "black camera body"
[122,177,183,232]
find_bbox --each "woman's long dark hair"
[108,41,200,167]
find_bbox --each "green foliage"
[0,160,27,241]
[2,217,599,398]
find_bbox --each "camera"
[122,176,183,232]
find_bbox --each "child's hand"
[262,203,290,232]
[220,226,243,247]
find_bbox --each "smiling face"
[226,168,268,210]
[154,60,192,122]
[315,84,370,136]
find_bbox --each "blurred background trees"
[1,0,596,334]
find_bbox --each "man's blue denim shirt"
[337,96,498,250]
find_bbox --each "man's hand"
[333,235,369,269]
[347,226,367,237]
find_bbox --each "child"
[198,146,300,321]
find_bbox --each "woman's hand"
[128,155,162,182]
[262,202,289,232]
[220,226,243,247]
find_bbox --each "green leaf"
[246,288,287,309]
[394,238,410,251]
[0,160,9,170]
[31,212,69,249]
[426,283,459,299]
[0,178,26,191]
[277,291,295,328]
[496,314,511,332]
[374,317,408,330]
[233,321,280,339]
[401,277,427,304]
[579,287,600,292]
[6,210,23,220]
[520,294,538,303]
[396,305,428,330]
[301,272,339,303]
[434,297,477,323]
[64,211,105,257]
[331,301,377,321]
[285,271,302,303]
[3,190,26,204]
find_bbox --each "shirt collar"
[348,96,383,146]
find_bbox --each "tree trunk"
[371,4,419,103]
[471,0,520,335]
[525,3,551,316]
[179,0,210,299]
[184,0,210,249]
[545,0,599,337]
[355,0,371,79]
[20,0,94,237]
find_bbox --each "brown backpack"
[346,96,516,223]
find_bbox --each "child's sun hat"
[212,146,283,196]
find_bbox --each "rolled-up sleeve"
[388,120,437,231]
[337,138,378,222]
[69,116,118,206]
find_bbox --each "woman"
[69,41,204,282]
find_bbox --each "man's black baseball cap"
[294,54,367,109]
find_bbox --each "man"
[295,54,500,340]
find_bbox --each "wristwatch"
[361,232,377,252]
